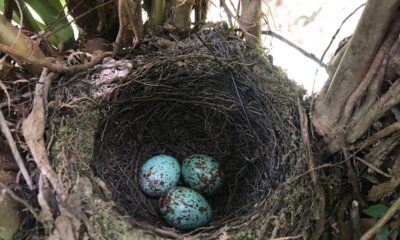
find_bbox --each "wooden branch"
[22,68,66,200]
[0,43,112,74]
[262,30,325,67]
[0,15,45,75]
[0,109,34,190]
[361,195,400,240]
[355,156,392,178]
[312,0,400,138]
[368,151,400,201]
[319,3,366,64]
[355,122,400,150]
[298,100,325,240]
[346,79,400,143]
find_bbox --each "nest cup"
[92,29,305,237]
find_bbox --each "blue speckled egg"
[182,154,222,196]
[159,187,212,230]
[138,155,181,197]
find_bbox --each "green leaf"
[24,0,75,49]
[375,226,390,240]
[363,204,389,218]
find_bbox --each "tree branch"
[0,43,112,74]
[346,79,400,143]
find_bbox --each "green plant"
[363,204,390,240]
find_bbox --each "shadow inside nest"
[91,28,305,237]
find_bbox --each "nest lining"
[91,28,305,236]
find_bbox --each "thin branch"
[355,156,392,178]
[319,3,366,63]
[297,100,325,240]
[0,109,33,190]
[261,30,325,67]
[361,195,400,240]
[355,122,400,150]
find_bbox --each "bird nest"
[86,28,311,238]
[0,26,316,239]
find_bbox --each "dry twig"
[297,100,325,240]
[0,109,33,190]
[22,68,66,199]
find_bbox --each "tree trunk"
[312,0,400,154]
[241,0,262,44]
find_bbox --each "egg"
[182,154,222,195]
[138,155,181,197]
[159,187,212,230]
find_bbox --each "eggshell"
[182,154,222,195]
[159,187,212,230]
[138,155,181,197]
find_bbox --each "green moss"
[53,108,100,167]
[90,201,157,240]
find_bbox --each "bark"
[0,15,45,75]
[241,0,262,44]
[173,0,195,31]
[312,0,400,139]
[148,0,166,26]
[312,0,400,154]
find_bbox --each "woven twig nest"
[87,28,310,238]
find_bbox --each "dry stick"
[0,109,34,190]
[319,3,366,64]
[343,147,365,208]
[22,68,66,200]
[346,79,400,144]
[261,30,325,67]
[360,195,400,240]
[297,100,325,240]
[355,156,392,179]
[0,43,112,74]
[0,78,11,110]
[356,122,400,150]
